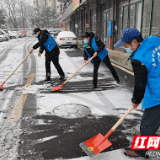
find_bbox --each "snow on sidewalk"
[66,149,145,160]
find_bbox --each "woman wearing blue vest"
[29,28,65,81]
[114,28,160,158]
[82,32,120,88]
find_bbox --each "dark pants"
[93,55,120,87]
[134,105,160,156]
[45,54,65,78]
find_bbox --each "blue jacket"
[132,36,160,109]
[39,33,57,52]
[91,37,108,61]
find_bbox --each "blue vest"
[39,33,57,52]
[91,37,108,61]
[85,48,93,64]
[132,36,160,109]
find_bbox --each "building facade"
[61,0,160,50]
[33,0,64,14]
[33,0,56,9]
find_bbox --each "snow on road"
[0,37,36,160]
[0,39,155,160]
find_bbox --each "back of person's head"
[90,32,95,37]
[82,34,87,39]
[33,28,41,34]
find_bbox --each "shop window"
[123,6,128,29]
[135,2,142,31]
[90,8,96,32]
[119,0,129,6]
[142,0,152,38]
[129,4,135,28]
[117,8,123,40]
[151,0,160,36]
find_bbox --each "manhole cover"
[54,104,91,119]
[80,73,104,77]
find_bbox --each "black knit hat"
[33,28,41,34]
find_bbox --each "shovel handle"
[112,106,134,131]
[64,56,95,84]
[5,52,31,83]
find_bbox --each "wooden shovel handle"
[64,56,95,84]
[5,52,31,83]
[112,106,134,131]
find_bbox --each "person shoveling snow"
[29,28,65,81]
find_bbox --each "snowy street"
[0,37,158,160]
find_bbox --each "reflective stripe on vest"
[91,36,108,61]
[39,33,57,52]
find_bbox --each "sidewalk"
[107,48,133,71]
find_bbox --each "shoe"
[45,76,51,81]
[59,75,65,80]
[124,150,149,159]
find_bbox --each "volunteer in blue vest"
[114,28,160,158]
[82,32,120,88]
[29,28,65,81]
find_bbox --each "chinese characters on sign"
[131,136,160,150]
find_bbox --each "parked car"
[19,30,27,37]
[3,29,10,40]
[0,29,9,41]
[57,31,77,48]
[8,30,19,39]
[0,34,5,42]
[49,30,61,38]
[0,29,10,41]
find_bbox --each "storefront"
[61,0,160,50]
[117,0,160,40]
[100,0,113,48]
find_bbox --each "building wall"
[65,21,71,31]
[33,0,56,9]
[62,0,160,50]
[56,0,64,14]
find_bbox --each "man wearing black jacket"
[114,28,160,159]
[29,28,65,81]
[82,32,120,88]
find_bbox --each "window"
[135,2,142,31]
[142,0,152,37]
[118,0,143,31]
[119,0,129,6]
[90,8,96,32]
[151,0,160,36]
[129,4,134,28]
[123,6,128,29]
[117,8,123,40]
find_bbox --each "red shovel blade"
[0,82,5,90]
[53,83,65,92]
[80,129,113,157]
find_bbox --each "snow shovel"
[53,55,95,91]
[0,52,31,90]
[80,106,134,157]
